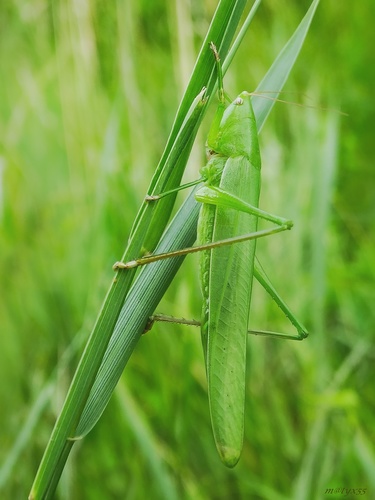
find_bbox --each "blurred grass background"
[1,1,374,498]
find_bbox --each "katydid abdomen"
[196,92,261,467]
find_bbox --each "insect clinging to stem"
[114,42,308,467]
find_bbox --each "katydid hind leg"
[254,258,308,340]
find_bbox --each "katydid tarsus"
[114,43,308,467]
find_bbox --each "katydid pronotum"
[114,43,308,468]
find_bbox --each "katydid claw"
[145,194,160,201]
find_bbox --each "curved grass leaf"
[29,1,249,498]
[30,0,321,497]
[75,0,321,437]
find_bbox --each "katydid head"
[207,91,261,166]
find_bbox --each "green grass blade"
[252,0,321,129]
[28,1,248,498]
[75,190,202,436]
[116,383,179,500]
[73,0,321,439]
[29,1,320,496]
[132,0,250,253]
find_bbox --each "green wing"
[203,154,260,467]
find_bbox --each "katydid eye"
[234,97,244,105]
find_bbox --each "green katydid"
[114,43,308,467]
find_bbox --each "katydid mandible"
[115,43,308,467]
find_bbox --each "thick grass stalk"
[74,0,321,443]
[30,0,321,497]
[29,1,249,498]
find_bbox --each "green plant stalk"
[29,1,249,498]
[74,0,321,443]
[131,1,254,253]
[30,0,321,496]
[28,102,204,500]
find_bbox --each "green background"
[1,1,374,498]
